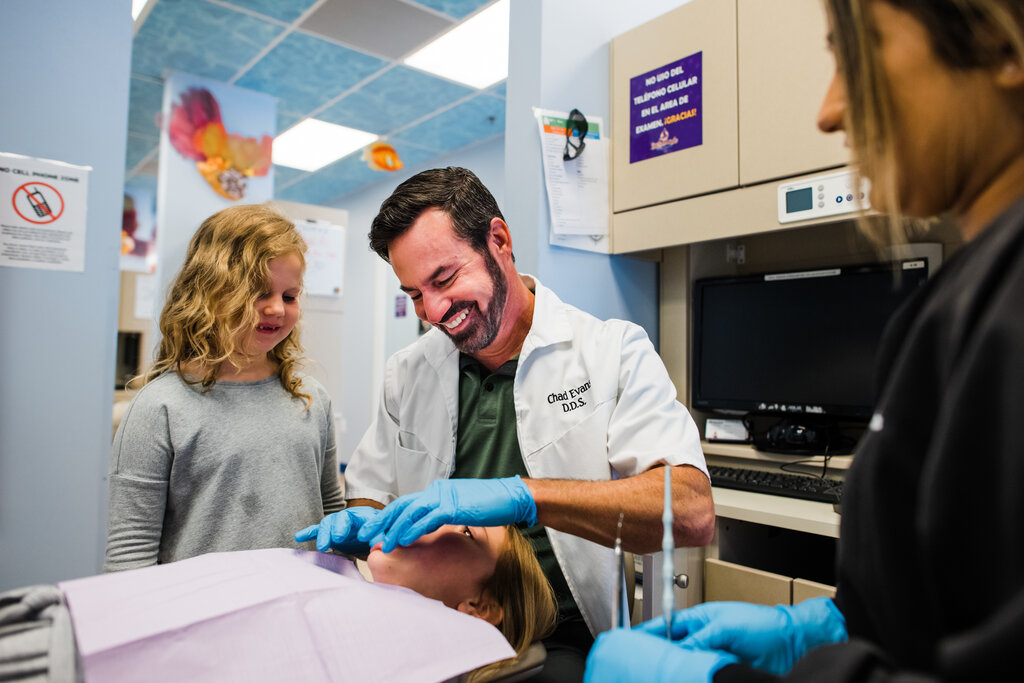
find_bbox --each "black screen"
[785,187,813,213]
[692,260,928,419]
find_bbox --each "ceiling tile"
[300,0,452,61]
[275,139,429,204]
[383,142,438,170]
[126,133,159,173]
[406,0,493,20]
[325,144,440,203]
[128,0,509,203]
[235,32,387,115]
[276,152,378,204]
[127,77,165,138]
[318,66,474,135]
[277,110,304,135]
[126,175,159,194]
[222,0,319,24]
[390,93,504,154]
[273,164,309,189]
[132,0,284,81]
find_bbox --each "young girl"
[104,204,344,571]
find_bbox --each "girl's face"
[367,524,506,614]
[246,252,302,356]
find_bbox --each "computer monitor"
[115,331,141,390]
[691,258,929,453]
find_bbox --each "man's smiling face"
[390,207,509,355]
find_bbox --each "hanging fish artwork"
[364,142,404,172]
[167,88,273,201]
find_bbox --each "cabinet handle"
[674,573,689,589]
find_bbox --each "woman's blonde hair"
[471,525,558,682]
[144,204,310,404]
[824,0,1024,245]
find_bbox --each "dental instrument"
[662,465,674,639]
[611,511,629,629]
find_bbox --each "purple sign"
[629,51,703,164]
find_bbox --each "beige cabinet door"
[704,558,793,605]
[611,0,738,212]
[737,0,848,185]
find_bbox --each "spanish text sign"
[629,51,703,163]
[0,152,91,271]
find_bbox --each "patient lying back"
[368,523,558,672]
[59,524,557,683]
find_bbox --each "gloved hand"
[357,476,537,553]
[584,628,739,683]
[637,597,847,675]
[295,506,382,555]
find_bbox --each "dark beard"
[443,249,508,354]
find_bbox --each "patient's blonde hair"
[472,526,558,681]
[144,204,310,405]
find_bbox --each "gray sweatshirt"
[104,372,344,572]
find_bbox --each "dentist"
[299,167,714,681]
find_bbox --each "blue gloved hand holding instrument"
[636,597,847,675]
[585,629,739,683]
[357,476,538,552]
[295,506,382,555]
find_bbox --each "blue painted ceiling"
[126,0,506,205]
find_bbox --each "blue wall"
[0,1,132,588]
[505,0,692,342]
[329,136,507,462]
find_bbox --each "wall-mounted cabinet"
[610,0,966,614]
[609,0,848,252]
[737,0,847,185]
[610,0,738,212]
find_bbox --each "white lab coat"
[345,275,708,634]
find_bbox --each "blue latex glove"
[585,629,738,683]
[357,476,537,553]
[294,506,382,555]
[637,598,847,675]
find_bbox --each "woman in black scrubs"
[586,1,1024,680]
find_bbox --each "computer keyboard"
[708,465,843,504]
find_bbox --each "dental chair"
[486,551,637,682]
[0,585,80,683]
[485,642,546,682]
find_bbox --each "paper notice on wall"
[295,219,346,297]
[628,51,703,164]
[0,152,91,272]
[134,273,158,320]
[533,108,609,239]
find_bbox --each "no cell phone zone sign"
[0,152,90,272]
[13,181,65,224]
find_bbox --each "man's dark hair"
[368,167,507,262]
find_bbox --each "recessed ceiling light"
[132,0,152,20]
[272,119,379,172]
[404,0,509,89]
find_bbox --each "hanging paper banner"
[156,71,276,316]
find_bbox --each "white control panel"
[777,169,870,224]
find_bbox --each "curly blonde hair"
[144,204,310,405]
